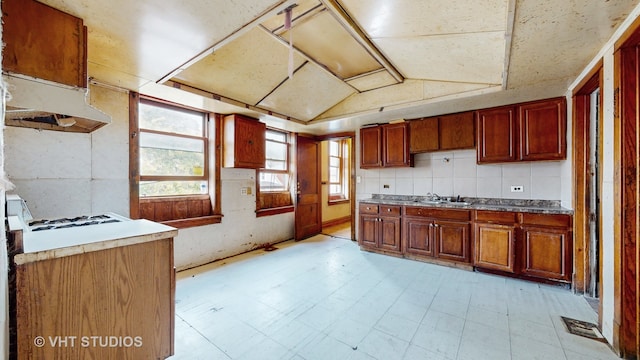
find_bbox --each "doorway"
[317,133,356,240]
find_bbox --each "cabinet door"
[360,127,383,168]
[3,0,87,87]
[474,223,516,272]
[409,117,439,153]
[379,216,401,252]
[520,225,572,281]
[403,218,434,257]
[518,98,566,161]
[359,214,378,248]
[439,112,475,150]
[435,220,470,263]
[382,123,412,167]
[223,114,266,168]
[476,106,518,164]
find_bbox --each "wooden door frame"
[315,132,356,240]
[572,67,603,297]
[613,17,640,357]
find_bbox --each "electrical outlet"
[510,185,524,193]
[241,187,247,195]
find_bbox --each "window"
[130,94,221,228]
[260,129,290,192]
[256,128,293,216]
[139,99,208,197]
[328,139,349,202]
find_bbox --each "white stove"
[27,213,130,232]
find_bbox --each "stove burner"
[27,214,123,231]
[32,225,55,231]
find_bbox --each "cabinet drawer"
[405,206,470,221]
[519,213,571,227]
[360,203,379,214]
[474,210,517,224]
[379,205,401,216]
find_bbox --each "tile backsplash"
[357,149,564,201]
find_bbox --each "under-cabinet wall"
[356,148,567,203]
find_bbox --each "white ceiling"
[36,0,640,134]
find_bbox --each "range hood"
[3,74,111,133]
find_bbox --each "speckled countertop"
[361,194,573,215]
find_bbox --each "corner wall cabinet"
[223,114,266,169]
[360,123,412,168]
[3,0,88,87]
[476,97,566,164]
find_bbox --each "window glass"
[260,129,290,192]
[139,100,208,197]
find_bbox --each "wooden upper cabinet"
[360,123,412,168]
[360,126,383,168]
[518,97,567,161]
[439,112,475,150]
[382,123,412,167]
[3,0,87,87]
[409,112,474,153]
[476,106,518,163]
[476,97,567,164]
[409,117,439,152]
[223,114,266,169]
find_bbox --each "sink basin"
[447,201,472,206]
[419,200,446,205]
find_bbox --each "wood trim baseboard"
[322,216,351,228]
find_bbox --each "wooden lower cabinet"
[474,222,516,273]
[473,210,573,284]
[520,225,572,281]
[404,218,434,257]
[435,220,470,262]
[358,203,401,253]
[402,207,471,264]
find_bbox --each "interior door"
[295,135,321,240]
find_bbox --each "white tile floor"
[170,234,618,360]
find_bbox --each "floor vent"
[561,316,606,342]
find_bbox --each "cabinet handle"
[366,207,371,210]
[387,208,391,212]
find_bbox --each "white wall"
[356,146,567,203]
[3,85,294,272]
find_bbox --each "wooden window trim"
[256,205,294,217]
[328,139,349,201]
[257,128,293,215]
[130,93,222,227]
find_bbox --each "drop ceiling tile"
[507,0,637,88]
[258,63,356,121]
[318,80,424,120]
[376,32,505,85]
[172,27,306,105]
[281,10,383,79]
[423,81,496,100]
[339,0,508,37]
[347,71,399,92]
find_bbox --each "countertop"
[360,195,573,215]
[11,218,178,265]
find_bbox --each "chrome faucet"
[426,192,441,201]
